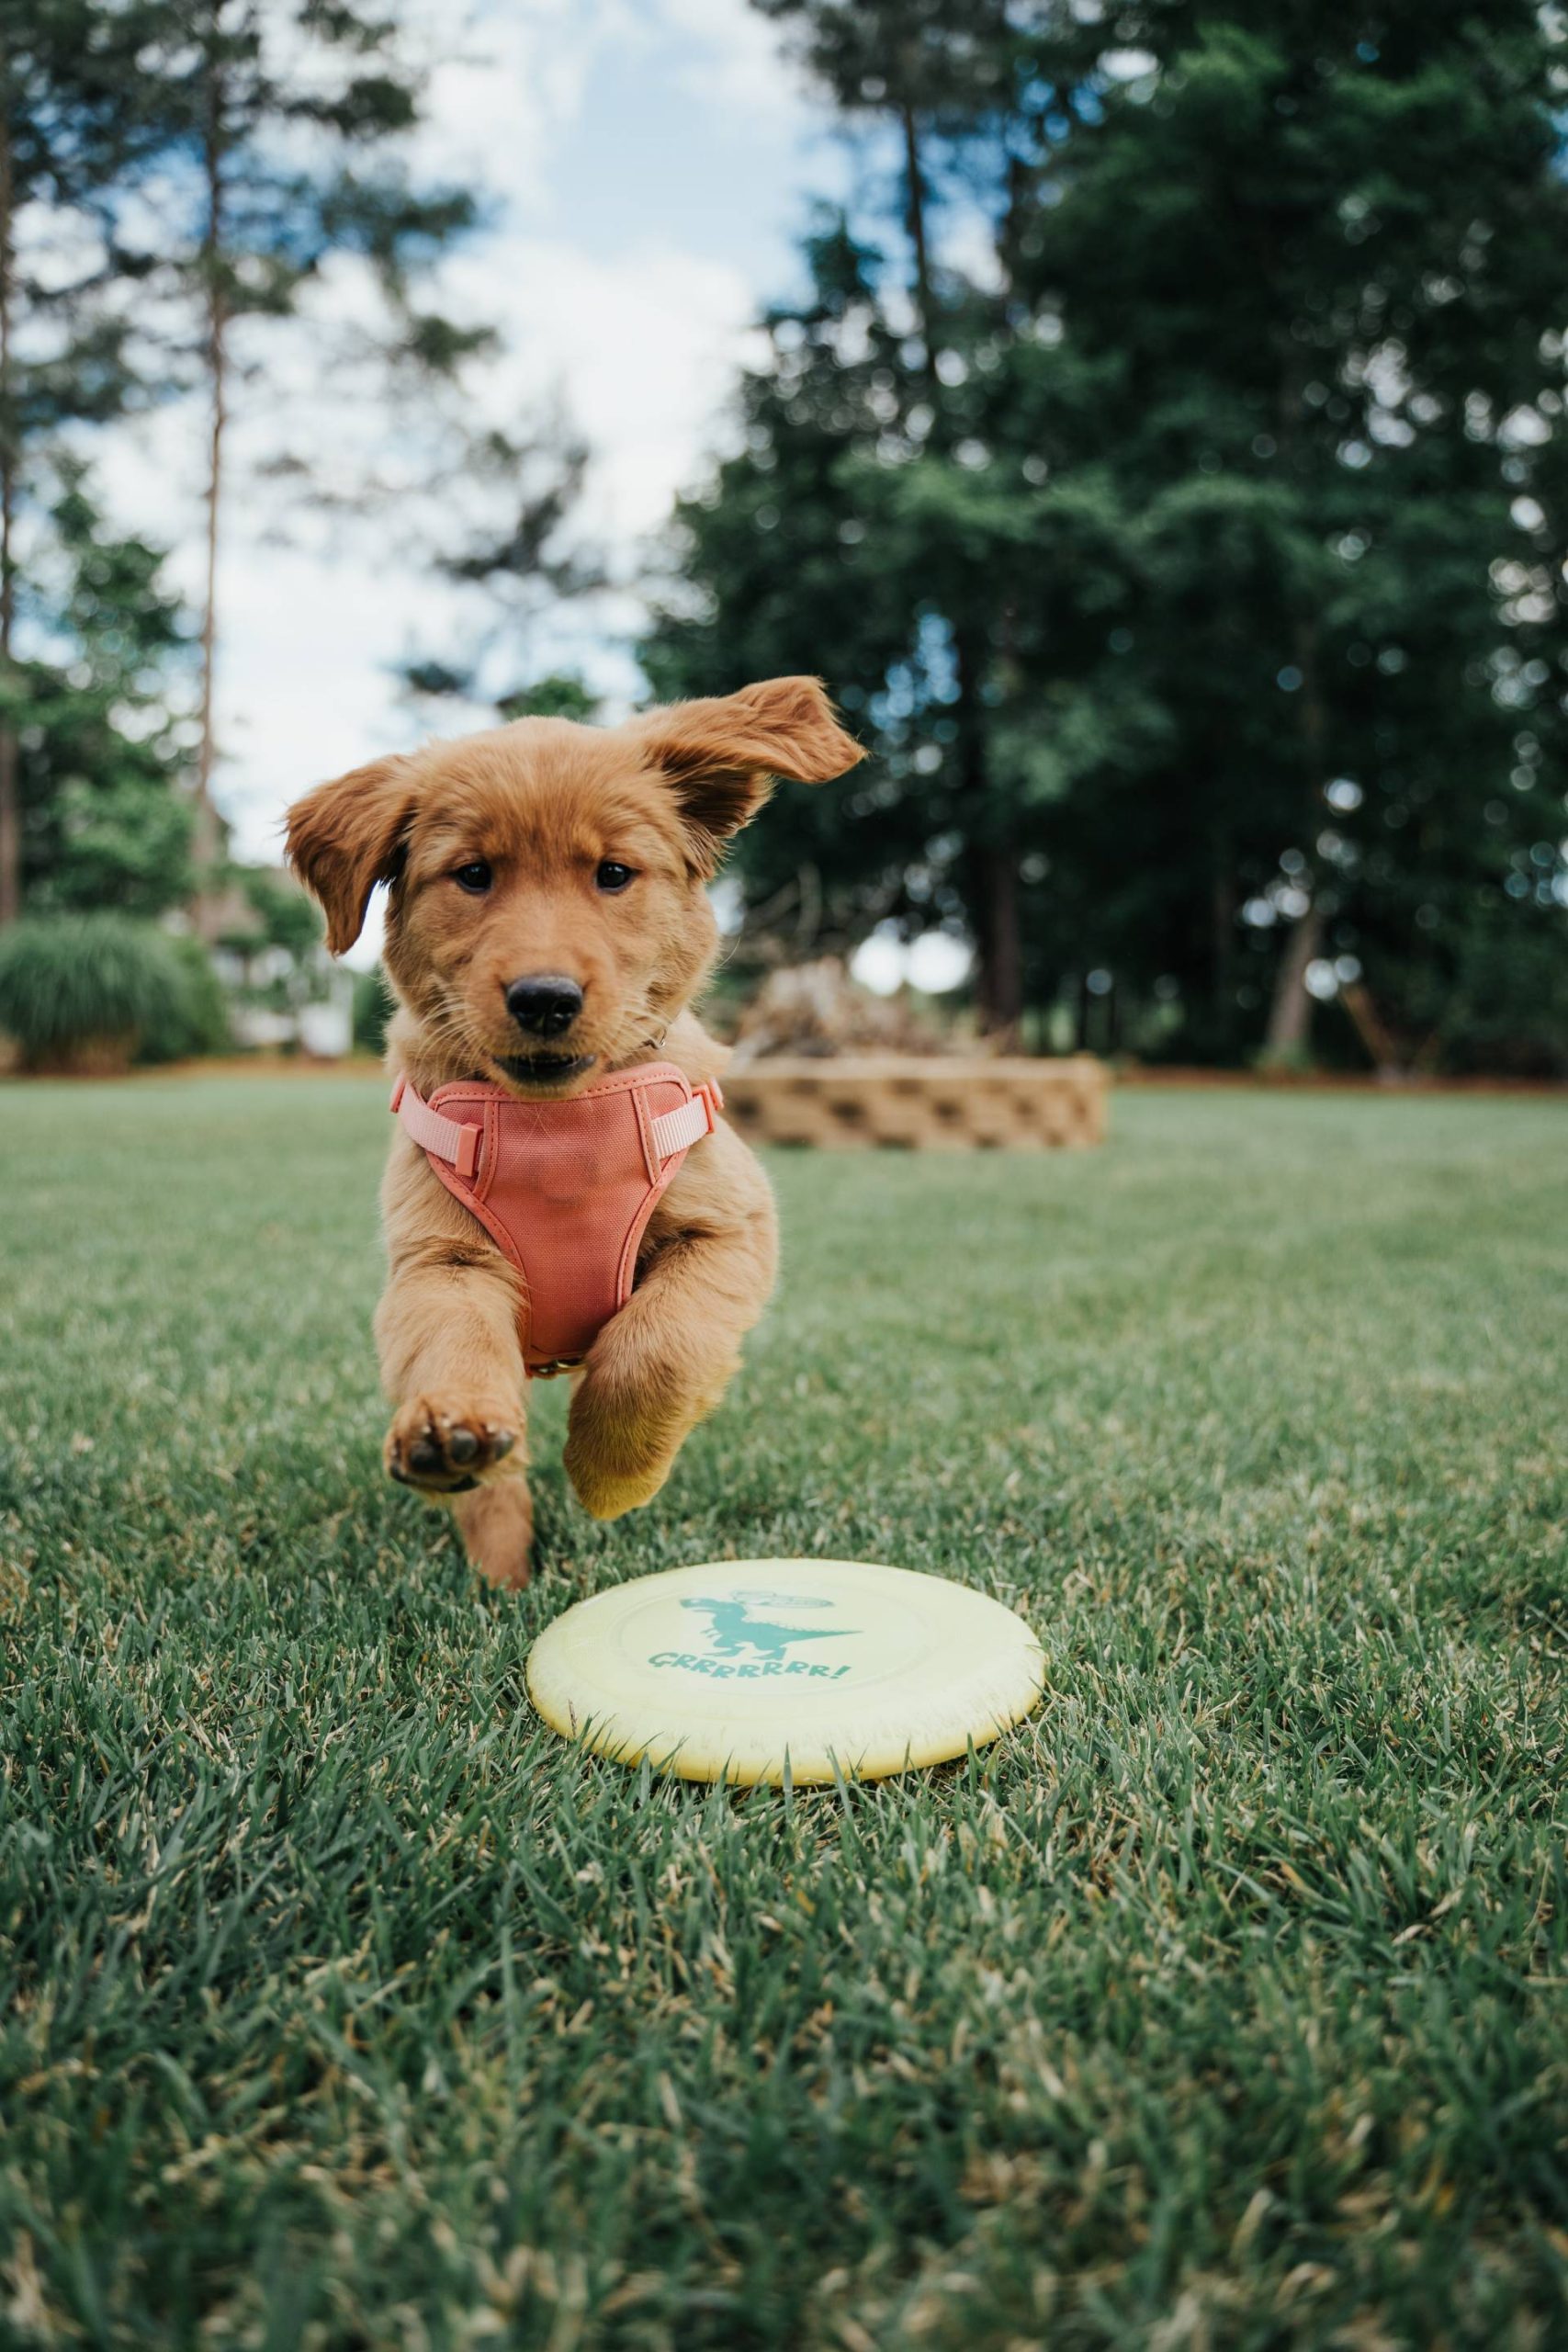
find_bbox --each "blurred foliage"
[648,0,1568,1069]
[137,936,233,1065]
[1416,905,1568,1079]
[4,1,1565,1078]
[0,0,196,918]
[232,865,323,962]
[0,0,505,938]
[215,865,335,1035]
[0,914,190,1071]
[399,425,605,722]
[13,476,197,920]
[352,963,396,1057]
[496,673,602,725]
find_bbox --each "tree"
[125,0,491,913]
[648,3,1134,1035]
[15,470,196,917]
[1013,1,1568,1063]
[644,220,954,966]
[650,0,1568,1065]
[0,0,175,921]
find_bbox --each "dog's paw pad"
[386,1403,521,1495]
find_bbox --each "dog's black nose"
[504,973,583,1038]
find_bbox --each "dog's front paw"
[385,1396,521,1495]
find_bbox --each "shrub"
[137,936,232,1064]
[1438,911,1568,1077]
[0,914,191,1073]
[353,964,396,1057]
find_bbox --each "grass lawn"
[1,1075,1565,2350]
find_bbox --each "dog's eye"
[595,861,636,894]
[453,861,492,895]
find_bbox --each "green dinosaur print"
[679,1596,857,1662]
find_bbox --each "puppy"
[286,676,863,1588]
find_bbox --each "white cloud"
[412,0,612,223]
[658,0,807,117]
[431,232,761,541]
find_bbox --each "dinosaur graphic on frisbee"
[680,1594,857,1661]
[526,1559,1043,1785]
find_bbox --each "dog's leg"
[449,1480,535,1590]
[564,1129,777,1521]
[378,1146,532,1585]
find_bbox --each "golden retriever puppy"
[286,677,863,1588]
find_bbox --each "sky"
[104,0,839,869]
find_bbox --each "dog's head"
[285,677,863,1093]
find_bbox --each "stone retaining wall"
[720,1055,1109,1149]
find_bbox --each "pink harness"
[390,1062,723,1376]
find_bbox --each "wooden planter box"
[721,1055,1109,1150]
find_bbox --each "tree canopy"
[646,0,1568,1069]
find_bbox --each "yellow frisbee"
[525,1558,1044,1785]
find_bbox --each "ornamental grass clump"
[0,913,191,1073]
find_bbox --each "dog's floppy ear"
[627,676,863,869]
[285,755,420,955]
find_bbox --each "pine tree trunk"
[193,300,225,882]
[971,843,1022,1041]
[953,628,1022,1039]
[1263,613,1328,1060]
[1266,325,1333,1062]
[196,309,223,845]
[1264,899,1321,1058]
[1338,978,1404,1079]
[191,25,227,936]
[897,92,935,386]
[1209,828,1235,1054]
[902,102,1021,1040]
[0,63,19,927]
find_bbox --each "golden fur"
[286,677,863,1587]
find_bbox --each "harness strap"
[649,1081,722,1158]
[389,1069,722,1174]
[389,1073,481,1178]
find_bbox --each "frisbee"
[525,1557,1044,1785]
